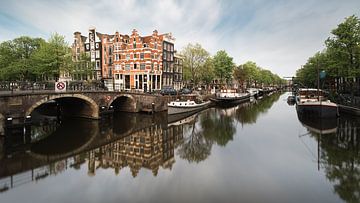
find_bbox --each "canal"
[0,92,359,203]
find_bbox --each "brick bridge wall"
[0,91,168,122]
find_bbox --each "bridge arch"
[26,94,99,119]
[109,94,137,112]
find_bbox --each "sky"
[0,0,359,77]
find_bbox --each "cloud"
[0,0,359,77]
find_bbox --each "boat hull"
[167,101,211,115]
[296,103,338,118]
[210,95,250,107]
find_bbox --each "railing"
[0,81,107,93]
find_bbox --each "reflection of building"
[87,123,184,177]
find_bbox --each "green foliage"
[212,50,234,84]
[0,36,44,81]
[199,57,215,85]
[0,33,76,82]
[235,61,284,88]
[296,15,360,89]
[181,43,210,86]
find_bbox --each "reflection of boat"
[168,100,211,115]
[296,88,338,118]
[297,112,337,134]
[167,107,205,125]
[210,89,250,106]
[168,113,197,127]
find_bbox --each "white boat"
[167,100,211,115]
[246,88,259,98]
[296,88,338,118]
[210,89,250,106]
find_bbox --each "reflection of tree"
[201,109,236,147]
[177,116,213,163]
[313,116,360,202]
[235,93,281,124]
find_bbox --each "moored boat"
[296,88,338,118]
[210,89,250,106]
[246,88,259,99]
[167,100,211,115]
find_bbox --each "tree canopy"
[0,33,75,82]
[295,15,360,92]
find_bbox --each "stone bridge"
[0,91,168,129]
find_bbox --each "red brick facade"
[73,27,181,91]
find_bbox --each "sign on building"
[55,81,67,92]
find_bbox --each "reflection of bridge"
[0,91,168,120]
[0,112,184,192]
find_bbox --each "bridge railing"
[0,81,108,93]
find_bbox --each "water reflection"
[300,115,360,202]
[235,92,282,125]
[2,92,360,202]
[0,95,285,192]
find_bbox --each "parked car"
[160,86,177,95]
[179,88,192,94]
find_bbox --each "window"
[151,63,154,71]
[154,43,157,49]
[96,50,100,58]
[126,54,130,60]
[143,43,147,48]
[134,53,137,59]
[140,63,145,70]
[151,53,154,59]
[115,74,120,79]
[125,64,130,71]
[140,53,144,59]
[96,61,100,69]
[134,64,137,69]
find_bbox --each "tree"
[242,61,259,87]
[233,65,247,90]
[326,15,360,79]
[0,36,44,81]
[199,57,215,90]
[213,50,234,85]
[181,43,210,86]
[32,33,75,81]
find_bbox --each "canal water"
[0,92,359,203]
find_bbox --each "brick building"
[72,27,182,91]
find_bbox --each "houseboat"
[296,88,338,118]
[167,100,211,115]
[210,89,250,106]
